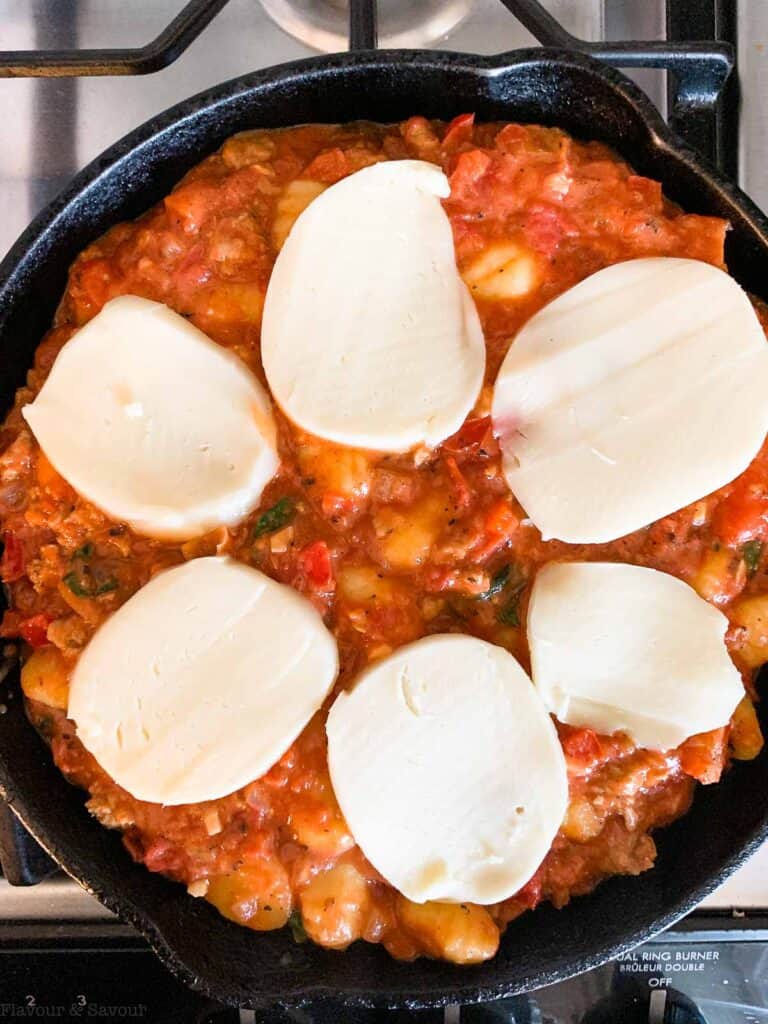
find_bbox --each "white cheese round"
[261,160,485,452]
[528,561,744,750]
[326,634,567,905]
[23,295,279,540]
[68,556,339,805]
[492,258,768,543]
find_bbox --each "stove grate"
[0,0,738,170]
[0,0,233,78]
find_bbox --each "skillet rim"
[0,45,767,1010]
[3,45,768,294]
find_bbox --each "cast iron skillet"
[0,47,767,1012]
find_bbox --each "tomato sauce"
[0,117,765,964]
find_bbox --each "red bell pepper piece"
[559,725,603,764]
[679,727,728,785]
[298,540,334,589]
[442,112,475,150]
[444,455,471,510]
[19,613,52,648]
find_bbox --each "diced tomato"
[142,837,187,878]
[442,113,474,150]
[559,725,603,765]
[442,416,494,455]
[443,455,471,510]
[679,727,728,785]
[164,181,218,233]
[712,472,768,546]
[422,566,489,596]
[166,166,270,234]
[174,246,212,296]
[524,205,576,258]
[448,149,492,202]
[484,499,519,539]
[472,499,521,561]
[495,124,528,152]
[1,531,24,582]
[302,149,349,184]
[513,868,544,910]
[320,492,356,520]
[19,613,52,648]
[297,540,334,589]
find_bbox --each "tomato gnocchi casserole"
[1,116,766,965]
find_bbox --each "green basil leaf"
[475,557,528,623]
[478,565,510,600]
[252,498,295,539]
[64,571,118,598]
[496,570,527,627]
[93,578,119,596]
[742,539,763,578]
[288,910,307,944]
[73,542,93,560]
[497,598,522,627]
[63,571,90,597]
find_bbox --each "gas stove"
[0,2,767,1021]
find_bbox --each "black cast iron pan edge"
[4,777,768,1012]
[0,47,767,1010]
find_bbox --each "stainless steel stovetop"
[0,2,767,1020]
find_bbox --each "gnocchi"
[21,647,69,710]
[731,594,768,668]
[207,861,292,931]
[372,493,449,571]
[299,862,371,949]
[272,180,327,250]
[462,241,540,301]
[396,897,500,965]
[297,443,372,517]
[691,547,743,604]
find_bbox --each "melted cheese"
[262,160,485,451]
[326,634,567,904]
[23,295,279,540]
[492,258,768,542]
[527,561,744,749]
[68,557,339,805]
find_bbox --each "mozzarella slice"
[262,160,485,451]
[23,295,279,540]
[528,561,744,750]
[326,634,567,905]
[492,258,768,543]
[68,556,338,805]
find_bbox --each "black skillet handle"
[499,0,735,171]
[0,801,58,885]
